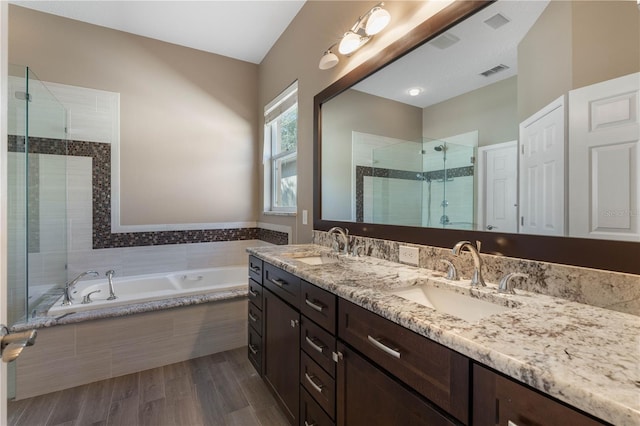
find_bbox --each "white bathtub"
[47,266,247,316]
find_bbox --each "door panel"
[478,141,518,233]
[569,72,640,241]
[519,96,566,236]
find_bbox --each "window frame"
[264,81,298,214]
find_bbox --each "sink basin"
[390,284,512,322]
[295,255,339,265]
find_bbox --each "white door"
[477,141,518,233]
[568,72,640,241]
[519,95,566,236]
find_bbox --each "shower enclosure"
[7,65,68,325]
[361,137,475,229]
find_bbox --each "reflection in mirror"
[320,0,639,242]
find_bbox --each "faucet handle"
[82,290,101,304]
[439,259,458,281]
[498,272,529,294]
[475,240,482,252]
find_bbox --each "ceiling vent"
[480,64,510,77]
[484,13,510,29]
[430,32,460,50]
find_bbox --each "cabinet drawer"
[473,364,606,426]
[248,326,262,375]
[301,352,335,419]
[264,263,301,308]
[248,279,263,310]
[300,280,337,333]
[301,316,336,377]
[249,255,263,284]
[338,299,469,424]
[300,387,335,426]
[248,301,263,335]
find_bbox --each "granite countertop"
[247,244,640,426]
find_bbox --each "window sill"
[263,211,297,217]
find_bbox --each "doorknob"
[486,225,497,230]
[0,325,37,363]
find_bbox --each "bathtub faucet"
[106,270,117,300]
[62,271,99,306]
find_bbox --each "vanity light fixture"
[319,45,340,70]
[319,2,391,69]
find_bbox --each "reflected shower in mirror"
[320,0,639,241]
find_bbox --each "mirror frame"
[313,0,640,275]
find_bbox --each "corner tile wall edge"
[313,230,640,316]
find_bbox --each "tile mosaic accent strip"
[8,135,288,248]
[355,165,474,222]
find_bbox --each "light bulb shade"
[338,31,363,55]
[319,51,339,70]
[365,7,391,36]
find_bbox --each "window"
[264,82,298,213]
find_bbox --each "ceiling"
[9,1,306,64]
[353,0,550,108]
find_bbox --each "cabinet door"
[336,342,456,426]
[338,299,469,423]
[473,364,605,426]
[263,288,300,425]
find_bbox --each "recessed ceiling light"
[408,87,423,97]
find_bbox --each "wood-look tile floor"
[8,347,289,426]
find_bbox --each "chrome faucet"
[452,241,486,287]
[62,271,99,306]
[498,272,529,294]
[106,270,117,300]
[327,227,350,255]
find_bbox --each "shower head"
[434,144,446,152]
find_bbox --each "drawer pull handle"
[248,312,258,322]
[367,335,401,359]
[304,422,316,426]
[249,289,258,297]
[304,372,324,394]
[304,298,325,312]
[251,265,261,272]
[248,344,259,355]
[269,278,287,287]
[305,336,325,353]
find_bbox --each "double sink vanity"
[246,242,639,426]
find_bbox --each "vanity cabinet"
[247,256,263,374]
[472,364,606,426]
[338,299,470,425]
[250,255,607,426]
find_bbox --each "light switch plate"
[399,246,419,266]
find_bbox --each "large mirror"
[314,0,640,274]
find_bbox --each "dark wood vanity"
[247,256,608,426]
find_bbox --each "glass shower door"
[7,65,68,324]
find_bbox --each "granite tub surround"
[247,244,640,426]
[11,285,248,333]
[313,231,640,316]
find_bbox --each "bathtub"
[47,266,247,316]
